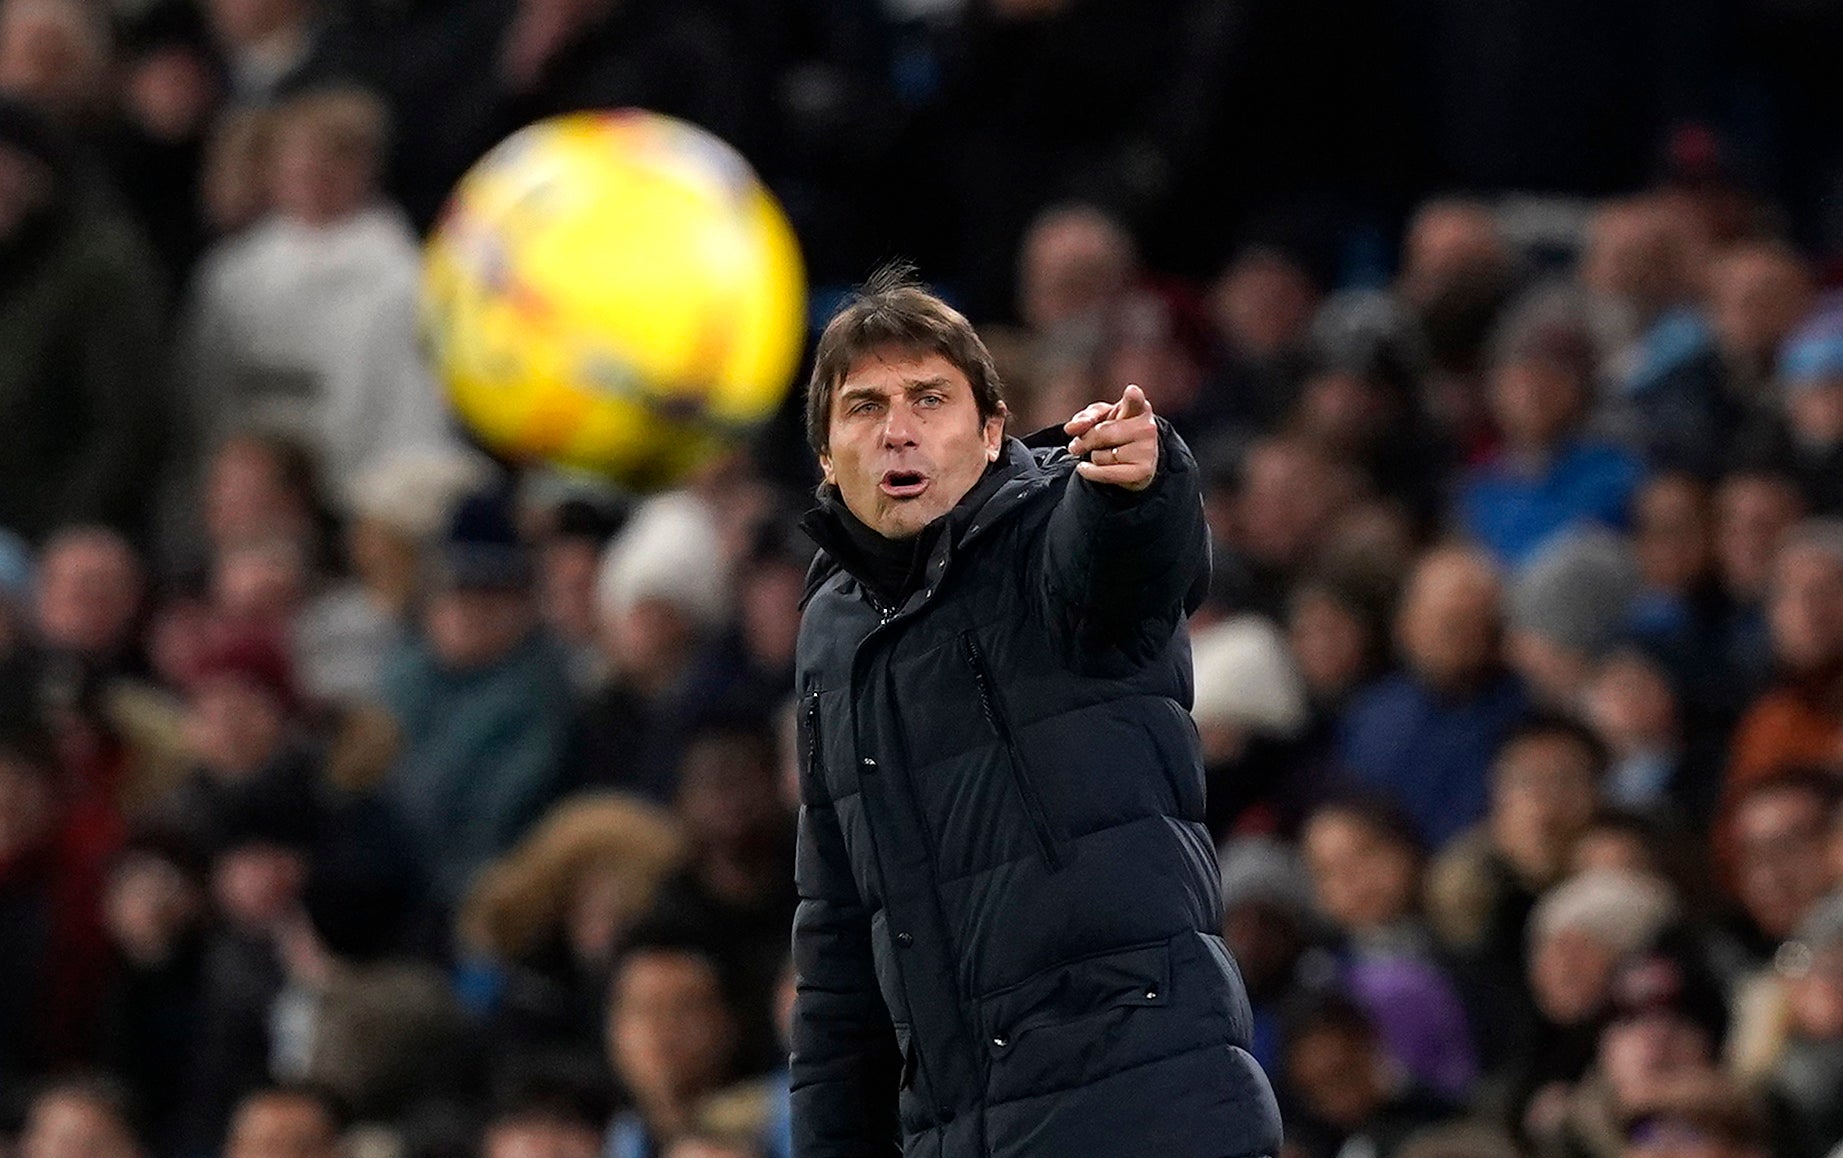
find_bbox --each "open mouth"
[879,470,930,498]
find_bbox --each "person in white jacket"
[183,85,457,500]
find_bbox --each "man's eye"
[851,400,881,415]
[917,394,944,408]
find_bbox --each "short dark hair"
[804,263,1006,455]
[1306,793,1426,860]
[1496,713,1610,780]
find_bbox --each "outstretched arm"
[1042,384,1209,657]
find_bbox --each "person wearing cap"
[379,494,573,907]
[0,97,169,543]
[1505,528,1643,714]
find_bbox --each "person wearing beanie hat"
[0,96,168,542]
[379,491,574,906]
[1527,942,1730,1158]
[1507,528,1643,712]
[1190,615,1317,836]
[570,490,745,802]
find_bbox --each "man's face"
[225,1094,337,1158]
[1767,544,1843,673]
[1733,787,1835,941]
[1396,551,1501,691]
[606,951,735,1107]
[820,350,1004,541]
[425,588,533,671]
[35,533,141,657]
[1490,733,1600,883]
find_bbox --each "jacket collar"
[799,428,1074,610]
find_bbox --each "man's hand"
[1065,384,1159,491]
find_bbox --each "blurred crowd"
[6,0,1843,1157]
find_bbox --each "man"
[790,269,1281,1157]
[0,99,169,543]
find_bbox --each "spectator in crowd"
[534,498,623,693]
[96,836,209,1156]
[1337,546,1527,847]
[1281,992,1457,1158]
[222,1084,344,1158]
[204,0,364,107]
[1583,642,1696,817]
[183,85,455,503]
[1505,529,1642,714]
[1774,307,1843,515]
[1615,1073,1769,1158]
[571,492,736,801]
[1287,572,1394,715]
[1723,770,1840,961]
[1300,796,1478,1099]
[1289,291,1448,525]
[179,782,319,1152]
[1495,869,1679,1125]
[1218,837,1325,1077]
[0,99,170,543]
[603,928,743,1158]
[456,793,684,1092]
[0,725,119,1090]
[1189,615,1312,836]
[1428,718,1608,996]
[1199,245,1319,437]
[1726,522,1843,793]
[647,723,796,1075]
[1218,436,1367,618]
[1396,199,1520,421]
[1527,949,1729,1158]
[1015,202,1138,336]
[1728,891,1843,1158]
[17,1075,144,1158]
[380,494,573,908]
[156,630,315,859]
[1457,293,1645,569]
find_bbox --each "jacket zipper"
[804,683,823,785]
[960,633,1064,871]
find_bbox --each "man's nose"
[881,403,918,446]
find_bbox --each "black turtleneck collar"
[806,453,1016,608]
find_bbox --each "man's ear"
[818,451,836,486]
[984,403,1008,461]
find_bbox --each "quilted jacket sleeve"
[789,796,902,1157]
[1039,417,1210,658]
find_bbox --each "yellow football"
[422,110,806,488]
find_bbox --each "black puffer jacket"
[790,424,1282,1158]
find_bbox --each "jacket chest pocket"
[799,683,857,803]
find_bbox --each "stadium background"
[3,0,1843,1155]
